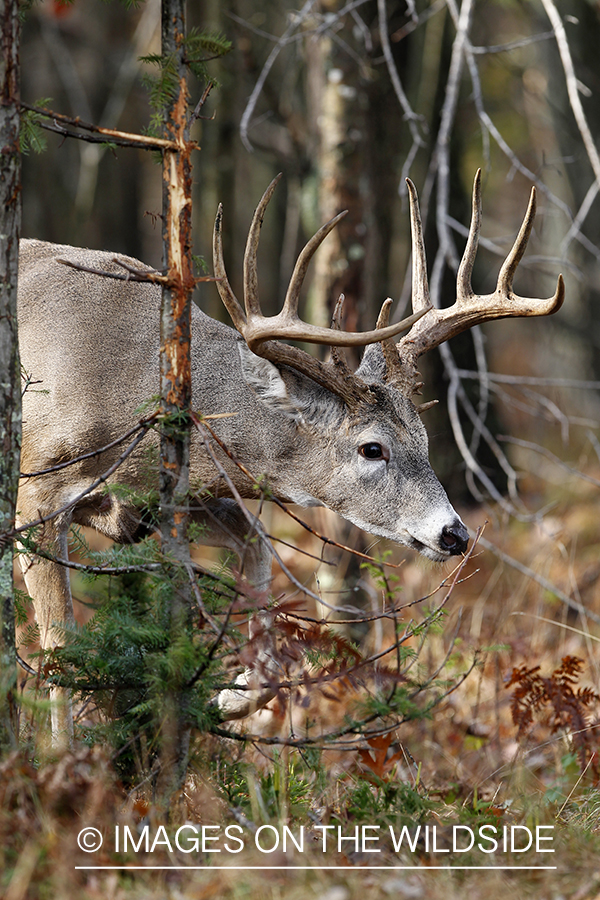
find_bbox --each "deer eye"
[359,442,389,462]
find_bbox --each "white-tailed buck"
[16,170,563,736]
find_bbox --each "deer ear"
[238,342,342,426]
[356,342,386,384]
[237,343,301,419]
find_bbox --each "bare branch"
[55,255,216,288]
[477,535,600,625]
[20,412,159,478]
[540,0,600,187]
[470,31,555,55]
[191,412,339,611]
[497,434,600,489]
[239,0,319,153]
[21,104,181,151]
[5,427,152,542]
[455,369,600,390]
[377,0,426,182]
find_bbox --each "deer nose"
[440,521,469,555]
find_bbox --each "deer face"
[238,342,468,561]
[327,387,469,561]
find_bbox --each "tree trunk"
[156,0,194,806]
[305,6,364,339]
[0,0,21,752]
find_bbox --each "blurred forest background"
[12,0,600,893]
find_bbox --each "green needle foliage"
[141,29,231,135]
[20,99,51,155]
[50,546,235,785]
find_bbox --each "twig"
[470,31,555,55]
[56,255,217,287]
[455,370,600,390]
[5,427,153,541]
[226,10,307,43]
[540,0,600,187]
[497,435,600,489]
[20,413,159,478]
[191,413,332,610]
[198,415,408,571]
[390,0,445,43]
[377,0,425,183]
[21,103,181,151]
[561,181,600,257]
[212,536,480,712]
[187,80,214,133]
[314,0,371,34]
[56,256,167,284]
[477,535,600,625]
[445,0,572,217]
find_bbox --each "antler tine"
[243,173,283,319]
[213,203,247,332]
[375,297,393,330]
[497,185,536,296]
[282,211,348,319]
[495,185,564,312]
[216,176,430,358]
[331,293,345,330]
[244,290,429,351]
[377,297,406,383]
[494,182,565,314]
[329,294,354,375]
[406,178,431,314]
[456,169,482,301]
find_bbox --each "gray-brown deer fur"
[16,172,564,738]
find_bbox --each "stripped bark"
[156,0,195,804]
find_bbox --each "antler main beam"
[394,169,565,394]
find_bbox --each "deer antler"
[392,169,565,395]
[213,174,428,406]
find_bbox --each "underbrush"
[8,439,600,897]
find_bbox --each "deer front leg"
[191,497,272,591]
[16,497,75,748]
[212,610,278,720]
[192,499,279,719]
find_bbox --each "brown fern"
[507,656,600,776]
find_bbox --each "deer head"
[212,171,564,560]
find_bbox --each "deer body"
[16,173,564,736]
[18,238,464,585]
